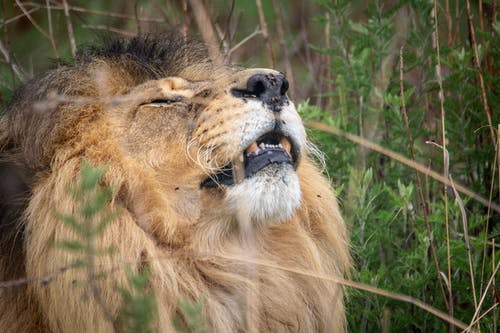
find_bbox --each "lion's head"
[0,33,350,332]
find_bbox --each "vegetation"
[1,1,498,332]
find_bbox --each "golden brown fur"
[0,33,350,332]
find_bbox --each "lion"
[0,33,350,332]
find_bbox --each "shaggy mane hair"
[0,33,350,333]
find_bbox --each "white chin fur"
[225,164,301,224]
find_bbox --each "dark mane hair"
[80,32,210,78]
[0,32,210,281]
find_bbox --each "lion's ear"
[158,77,191,91]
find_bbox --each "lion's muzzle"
[231,72,289,112]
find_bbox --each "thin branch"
[432,2,454,328]
[480,126,498,298]
[271,0,294,99]
[205,253,473,332]
[0,7,39,27]
[187,0,222,64]
[450,175,478,312]
[20,2,164,22]
[229,27,262,54]
[428,138,479,314]
[45,0,59,59]
[61,0,76,57]
[399,46,449,311]
[255,0,274,67]
[0,251,475,332]
[14,0,50,39]
[305,121,500,214]
[80,24,135,37]
[465,0,496,146]
[181,0,189,39]
[464,261,500,332]
[0,39,26,81]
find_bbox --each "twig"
[0,7,39,27]
[205,253,473,331]
[479,127,498,298]
[20,2,164,22]
[432,2,454,328]
[255,0,274,67]
[466,0,496,146]
[426,140,480,315]
[464,303,498,332]
[187,0,222,64]
[134,0,142,35]
[322,11,332,111]
[45,0,59,59]
[218,0,235,61]
[464,261,500,332]
[80,24,135,37]
[14,0,50,40]
[271,0,294,98]
[61,0,76,57]
[399,46,449,311]
[449,175,478,311]
[445,0,452,45]
[1,251,475,331]
[229,27,262,54]
[0,39,26,81]
[181,0,189,39]
[304,121,500,214]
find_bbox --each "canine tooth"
[279,137,292,155]
[259,142,266,149]
[245,142,259,155]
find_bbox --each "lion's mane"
[0,33,350,332]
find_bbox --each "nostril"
[280,78,289,96]
[247,76,267,98]
[231,73,288,109]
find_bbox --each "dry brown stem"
[305,121,500,215]
[465,0,496,146]
[399,47,449,311]
[62,0,76,57]
[0,39,26,81]
[187,0,222,64]
[14,0,50,39]
[255,0,274,68]
[271,0,294,98]
[45,0,59,59]
[432,2,453,328]
[20,1,164,22]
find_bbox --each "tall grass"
[0,1,498,332]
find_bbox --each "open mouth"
[200,131,298,188]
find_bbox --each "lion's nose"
[246,73,288,101]
[232,73,289,111]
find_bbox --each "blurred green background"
[1,1,498,332]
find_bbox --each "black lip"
[200,131,298,189]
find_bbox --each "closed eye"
[141,96,185,106]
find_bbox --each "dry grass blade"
[45,0,59,58]
[465,0,496,146]
[449,175,478,311]
[187,0,223,64]
[204,253,473,331]
[400,46,449,310]
[305,121,500,214]
[0,40,26,81]
[464,261,500,332]
[255,0,274,67]
[432,2,453,326]
[14,0,50,39]
[61,0,76,57]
